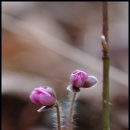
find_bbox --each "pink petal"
[39,93,55,106]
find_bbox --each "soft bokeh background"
[2,2,128,130]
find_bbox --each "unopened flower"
[70,69,88,88]
[29,86,56,112]
[67,70,98,92]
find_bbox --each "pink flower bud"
[67,70,98,92]
[29,87,56,107]
[70,70,88,88]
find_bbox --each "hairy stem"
[102,2,110,130]
[55,101,61,130]
[68,93,77,130]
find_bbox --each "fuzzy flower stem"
[102,2,110,130]
[55,100,61,130]
[68,92,77,130]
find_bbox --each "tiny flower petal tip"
[37,103,56,112]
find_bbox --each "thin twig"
[102,2,110,130]
[102,2,108,43]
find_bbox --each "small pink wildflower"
[29,86,56,112]
[67,70,98,92]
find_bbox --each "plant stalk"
[102,2,110,130]
[68,92,77,130]
[55,101,61,130]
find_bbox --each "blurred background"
[2,2,128,130]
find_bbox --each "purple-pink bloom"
[70,70,88,88]
[68,69,98,92]
[29,87,56,107]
